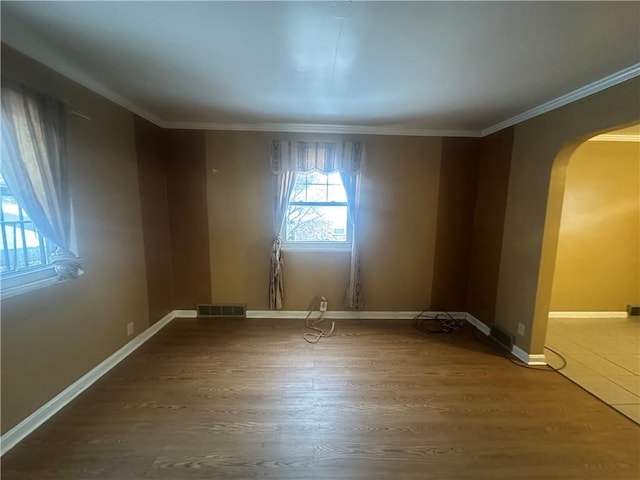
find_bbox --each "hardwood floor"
[2,318,639,479]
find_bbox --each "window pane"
[327,185,347,202]
[290,181,307,202]
[286,205,348,242]
[306,171,326,184]
[327,172,342,184]
[2,195,20,221]
[306,183,328,202]
[0,171,53,275]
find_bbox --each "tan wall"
[466,128,514,323]
[206,131,451,311]
[166,130,212,309]
[206,131,273,307]
[134,117,174,323]
[550,141,640,311]
[495,78,640,354]
[1,47,149,433]
[431,137,479,310]
[355,135,442,310]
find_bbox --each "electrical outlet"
[517,322,525,336]
[319,298,328,312]
[127,322,134,336]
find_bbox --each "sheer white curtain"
[339,172,363,309]
[269,171,296,309]
[269,140,365,309]
[1,81,82,279]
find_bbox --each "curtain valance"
[269,140,365,175]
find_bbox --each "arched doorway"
[543,123,639,423]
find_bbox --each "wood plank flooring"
[2,318,639,479]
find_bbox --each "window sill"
[282,245,352,253]
[1,266,59,299]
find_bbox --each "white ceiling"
[2,1,639,136]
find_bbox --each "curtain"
[270,140,364,175]
[269,139,365,309]
[1,81,82,279]
[340,172,363,309]
[269,171,296,309]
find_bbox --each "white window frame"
[282,172,352,251]
[0,181,59,297]
[1,265,58,298]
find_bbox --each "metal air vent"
[197,303,247,318]
[489,325,514,352]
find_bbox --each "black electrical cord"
[470,325,567,371]
[412,308,466,334]
[414,308,568,372]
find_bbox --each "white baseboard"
[511,345,547,366]
[247,310,466,320]
[548,311,628,319]
[173,309,197,318]
[251,310,547,363]
[465,313,546,365]
[0,310,179,457]
[0,308,546,456]
[464,312,491,335]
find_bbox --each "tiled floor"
[546,316,640,424]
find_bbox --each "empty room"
[1,2,639,479]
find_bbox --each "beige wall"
[358,135,441,311]
[3,47,638,438]
[1,47,150,433]
[431,137,479,310]
[134,117,174,323]
[206,131,273,307]
[466,128,514,322]
[494,78,640,354]
[206,131,456,311]
[166,130,212,309]
[134,121,212,314]
[550,141,640,311]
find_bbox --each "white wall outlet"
[319,298,328,312]
[127,322,134,336]
[517,322,525,336]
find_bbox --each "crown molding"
[481,63,640,137]
[588,134,640,143]
[163,121,481,137]
[4,15,638,139]
[1,18,165,128]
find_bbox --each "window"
[0,170,58,294]
[1,83,80,297]
[0,170,56,273]
[284,171,350,247]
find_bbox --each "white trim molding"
[163,121,482,138]
[482,63,640,136]
[1,23,164,128]
[1,308,548,456]
[4,14,638,139]
[548,311,628,319]
[247,310,467,320]
[0,310,180,457]
[464,312,491,335]
[511,345,547,366]
[172,310,198,318]
[588,133,640,143]
[464,313,546,365]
